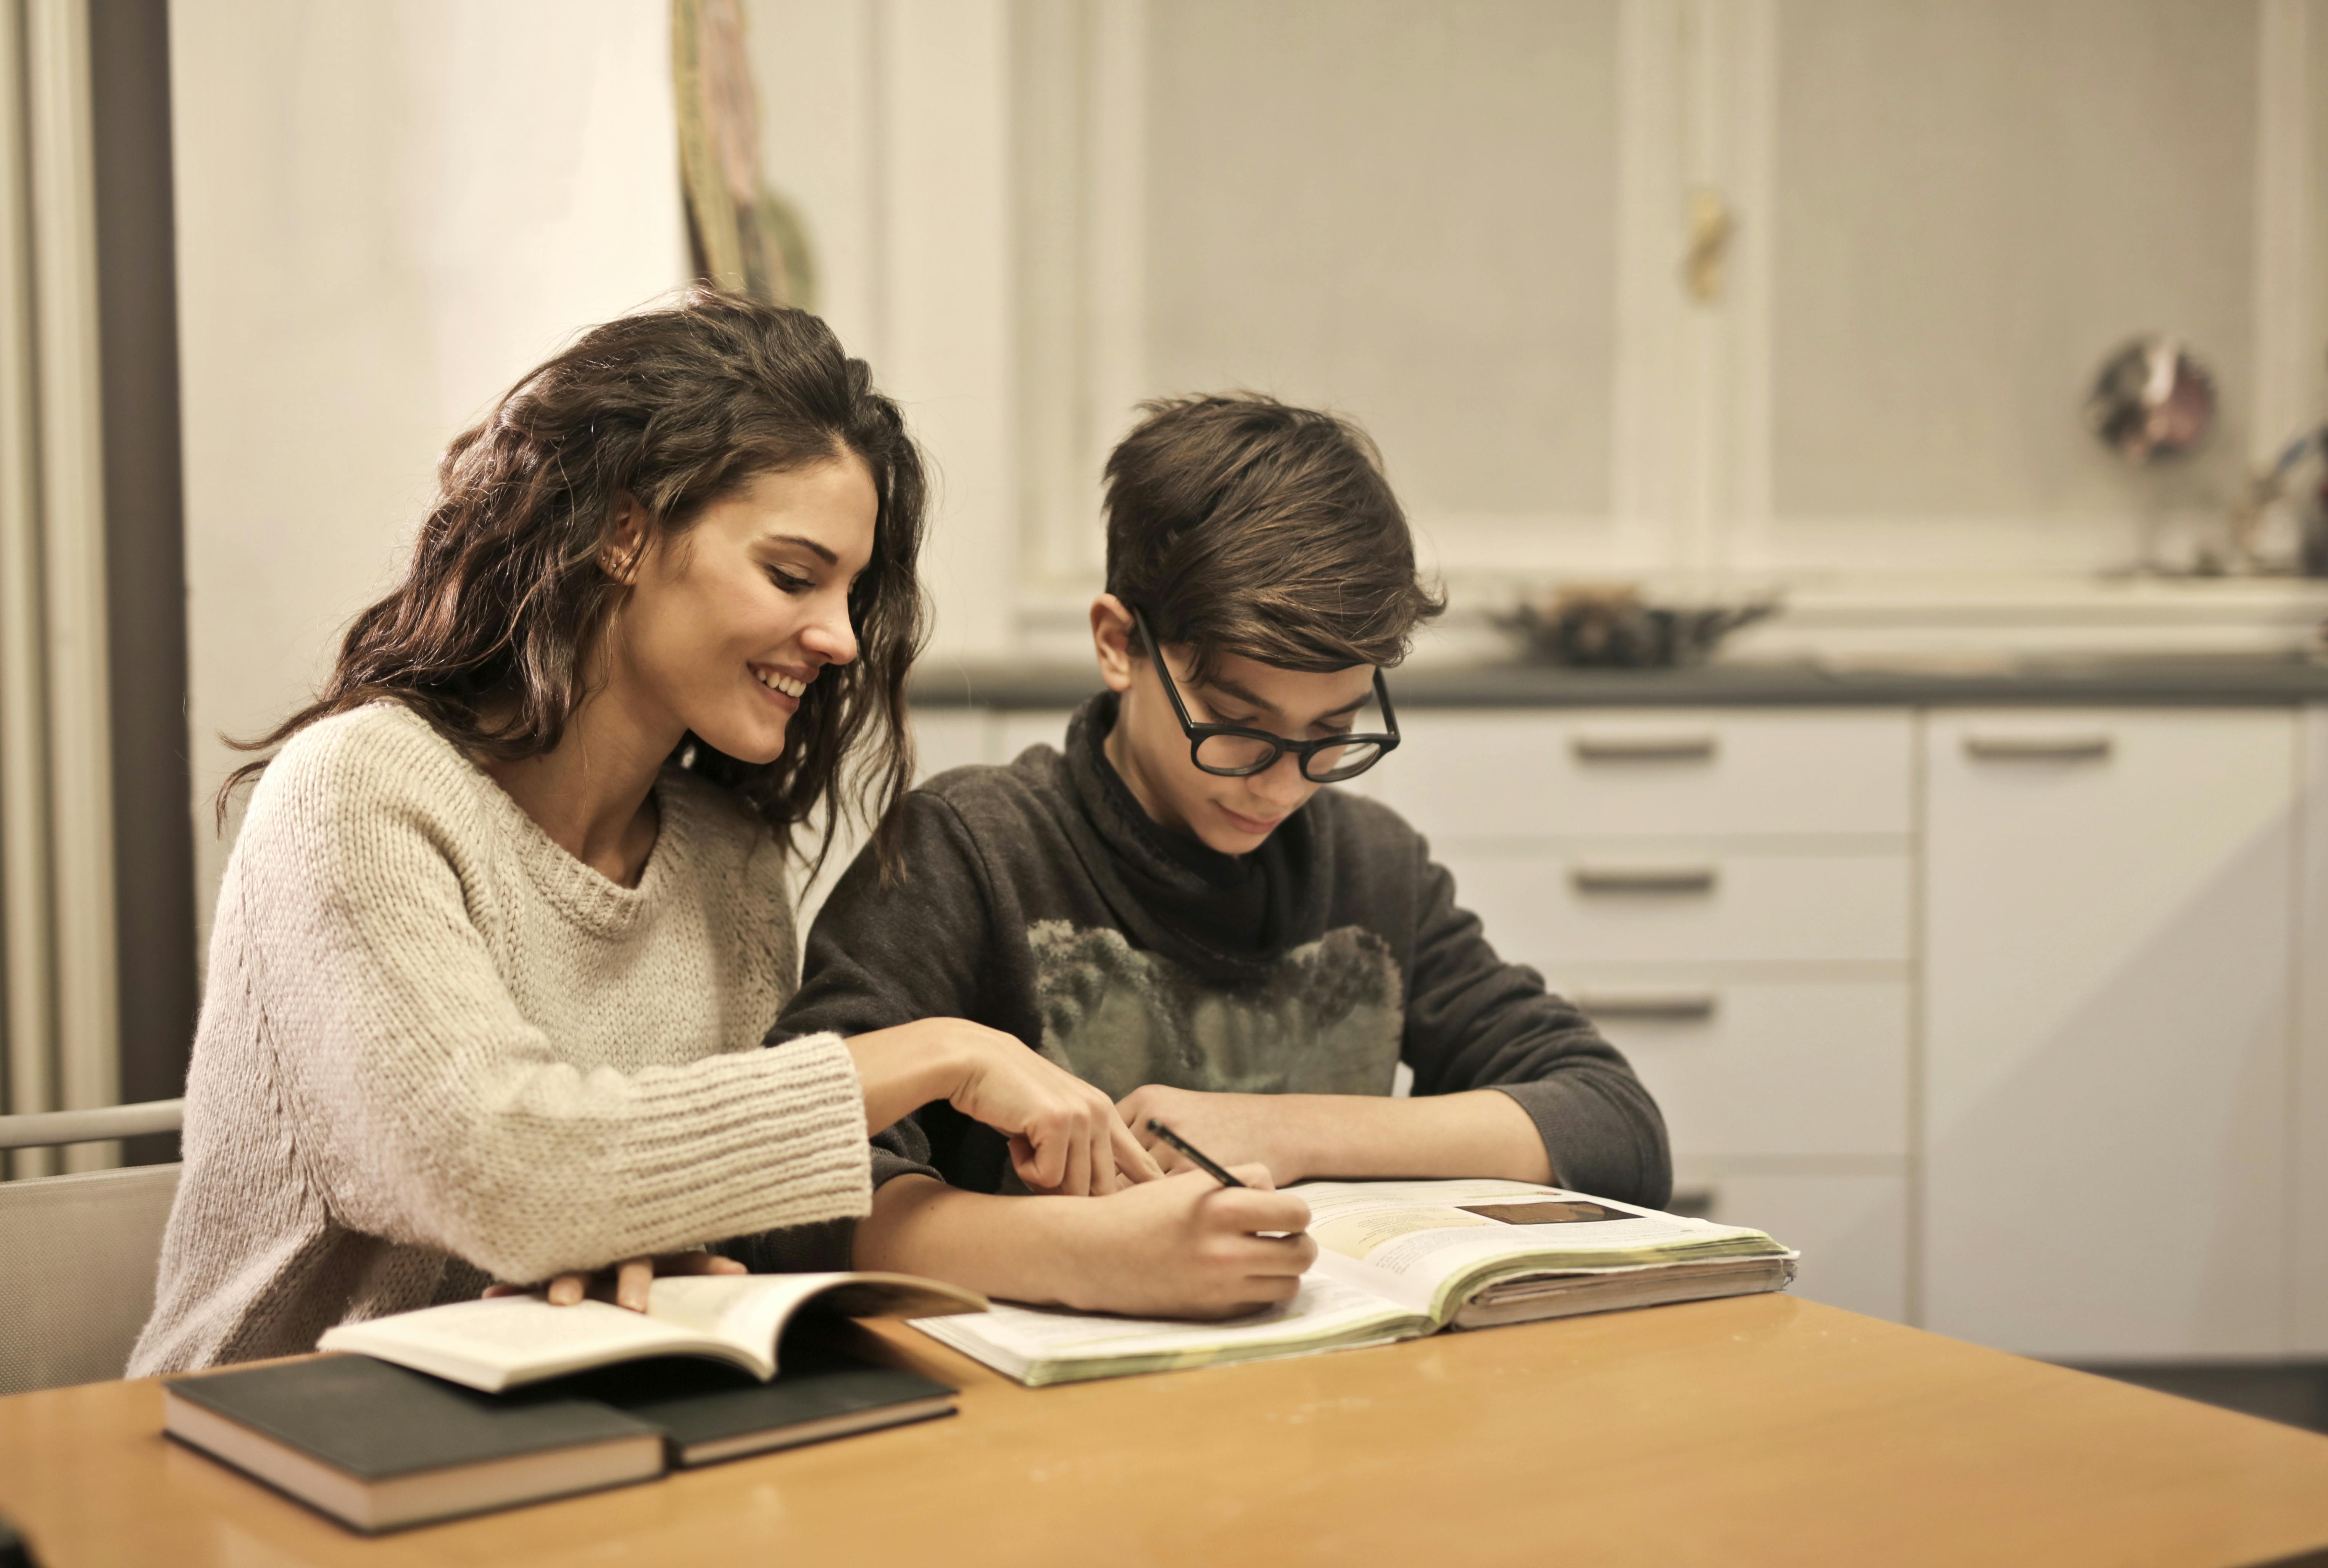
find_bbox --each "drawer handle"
[1574,990,1719,1022]
[1964,734,2112,762]
[1573,734,1717,763]
[1571,864,1719,895]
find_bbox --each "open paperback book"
[914,1179,1796,1386]
[317,1271,988,1394]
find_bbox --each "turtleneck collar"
[1061,690,1317,962]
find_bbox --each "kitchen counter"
[907,652,2328,710]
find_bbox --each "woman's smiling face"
[605,454,878,765]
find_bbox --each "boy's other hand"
[1053,1166,1315,1318]
[1117,1084,1311,1185]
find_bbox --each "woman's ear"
[1091,593,1137,694]
[601,494,651,585]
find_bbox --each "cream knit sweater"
[130,702,870,1374]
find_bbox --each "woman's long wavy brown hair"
[225,288,928,879]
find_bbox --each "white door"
[1922,708,2295,1359]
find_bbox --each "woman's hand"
[1046,1166,1316,1318]
[847,1020,1164,1196]
[484,1251,747,1313]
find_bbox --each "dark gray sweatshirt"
[768,692,1670,1213]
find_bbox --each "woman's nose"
[801,592,859,667]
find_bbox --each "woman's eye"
[765,566,813,595]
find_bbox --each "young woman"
[131,291,1156,1375]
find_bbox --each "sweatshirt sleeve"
[1400,836,1673,1208]
[247,723,873,1286]
[769,790,1007,1193]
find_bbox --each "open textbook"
[318,1271,987,1394]
[914,1179,1795,1387]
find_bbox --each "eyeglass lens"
[1191,733,1387,781]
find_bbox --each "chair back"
[0,1162,181,1394]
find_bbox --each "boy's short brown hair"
[1103,393,1445,682]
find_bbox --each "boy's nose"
[1251,749,1312,806]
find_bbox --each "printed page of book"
[640,1271,983,1378]
[914,1275,1425,1387]
[1294,1180,1790,1324]
[319,1298,738,1393]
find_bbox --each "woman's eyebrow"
[765,533,838,565]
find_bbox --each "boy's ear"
[1091,593,1137,694]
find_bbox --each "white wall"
[171,0,688,951]
[746,0,1022,666]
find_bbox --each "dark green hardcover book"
[162,1355,665,1533]
[566,1331,958,1465]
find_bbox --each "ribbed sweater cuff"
[606,1031,871,1256]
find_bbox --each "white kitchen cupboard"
[2301,707,2328,1359]
[1922,709,2297,1360]
[1371,708,1919,1323]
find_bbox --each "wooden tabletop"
[4,1295,2328,1566]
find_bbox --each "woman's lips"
[752,674,800,714]
[1219,804,1285,836]
[751,663,806,714]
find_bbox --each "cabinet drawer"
[1448,848,1910,964]
[1370,709,1914,840]
[1670,1173,1907,1323]
[1549,977,1909,1159]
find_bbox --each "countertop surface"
[908,652,2328,709]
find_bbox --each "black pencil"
[1145,1120,1247,1187]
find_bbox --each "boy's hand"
[1116,1084,1312,1185]
[1049,1166,1316,1318]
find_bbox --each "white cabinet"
[1673,1173,1909,1325]
[1384,709,1919,1323]
[2302,708,2328,1358]
[1922,709,2297,1359]
[1373,709,1915,838]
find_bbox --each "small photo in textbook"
[1457,1199,1630,1225]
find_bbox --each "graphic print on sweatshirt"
[1026,919,1404,1101]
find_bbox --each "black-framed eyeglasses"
[1129,606,1401,783]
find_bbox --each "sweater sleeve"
[245,726,873,1286]
[1400,836,1673,1208]
[770,790,1007,1193]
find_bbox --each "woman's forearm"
[843,1025,968,1135]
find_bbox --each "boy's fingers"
[1219,1188,1312,1235]
[548,1274,585,1306]
[1227,1162,1277,1191]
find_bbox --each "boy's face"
[1091,595,1379,855]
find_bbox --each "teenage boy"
[772,394,1670,1316]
